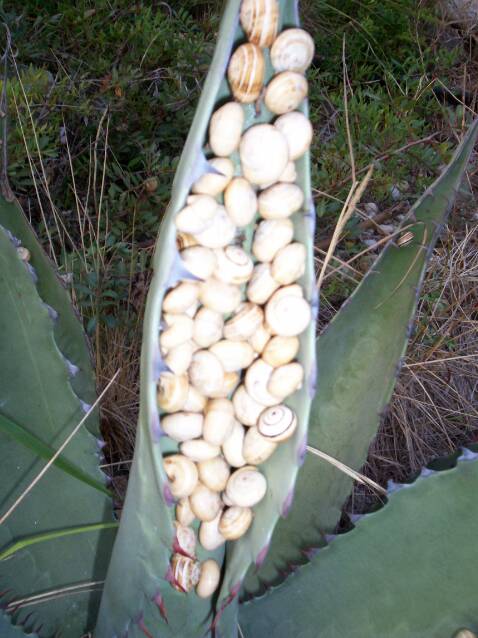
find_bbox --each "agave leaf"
[240,448,478,637]
[244,117,478,595]
[0,611,39,638]
[97,0,316,635]
[0,223,115,637]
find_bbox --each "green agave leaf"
[239,448,478,637]
[0,190,98,432]
[0,223,115,637]
[97,1,316,636]
[0,611,39,638]
[244,117,478,595]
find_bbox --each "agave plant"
[0,1,477,638]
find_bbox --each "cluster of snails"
[159,0,315,597]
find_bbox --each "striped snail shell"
[240,0,279,48]
[213,245,254,285]
[225,466,267,507]
[257,404,298,442]
[163,454,199,497]
[196,559,221,598]
[270,28,315,74]
[265,71,308,115]
[224,303,264,342]
[228,43,265,103]
[176,232,198,250]
[174,522,196,557]
[239,124,289,186]
[157,372,189,413]
[170,554,200,593]
[209,102,244,157]
[219,506,253,540]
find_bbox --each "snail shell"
[257,404,298,442]
[265,71,308,115]
[160,314,194,350]
[209,340,256,373]
[271,241,306,285]
[239,124,289,186]
[183,384,207,412]
[190,483,222,522]
[157,372,189,413]
[176,497,195,526]
[199,511,226,551]
[219,506,253,540]
[196,559,221,598]
[240,0,279,48]
[209,102,244,157]
[262,335,299,367]
[176,232,198,250]
[267,361,304,398]
[175,195,218,234]
[228,43,265,103]
[225,466,267,507]
[199,278,242,314]
[193,206,236,249]
[232,384,266,426]
[170,554,201,593]
[252,218,294,263]
[163,454,199,497]
[270,28,315,73]
[261,160,297,189]
[208,371,240,399]
[453,631,478,638]
[249,322,271,354]
[224,177,258,227]
[192,158,234,196]
[184,300,199,318]
[245,358,280,407]
[274,111,313,160]
[163,281,199,314]
[203,398,235,446]
[162,413,204,443]
[180,439,221,462]
[265,285,311,336]
[224,303,264,341]
[198,456,231,492]
[213,246,254,285]
[258,183,304,220]
[189,350,225,397]
[181,246,217,280]
[243,426,278,465]
[193,307,224,348]
[174,522,196,557]
[222,419,247,467]
[17,246,31,261]
[246,263,281,305]
[164,341,195,375]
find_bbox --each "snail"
[209,339,256,373]
[180,246,217,280]
[225,466,267,507]
[270,28,315,74]
[240,0,279,48]
[174,522,196,557]
[197,456,231,492]
[176,497,195,526]
[209,102,244,157]
[213,245,254,285]
[199,511,226,551]
[203,398,236,446]
[265,285,311,337]
[239,123,289,186]
[219,506,253,540]
[271,241,307,285]
[264,71,308,115]
[227,42,265,103]
[193,307,224,348]
[262,335,300,367]
[163,454,199,497]
[162,281,199,314]
[17,246,31,261]
[193,205,236,249]
[183,384,208,412]
[257,404,298,442]
[245,358,280,407]
[267,361,304,399]
[176,231,198,250]
[192,158,234,196]
[249,322,271,354]
[224,177,258,227]
[232,384,267,426]
[196,559,221,598]
[246,263,281,305]
[199,278,242,314]
[175,195,218,234]
[157,372,189,413]
[243,425,278,465]
[180,438,221,462]
[170,554,201,593]
[224,303,264,342]
[162,413,204,443]
[208,371,241,399]
[164,341,195,376]
[258,183,304,220]
[189,482,222,522]
[274,111,313,160]
[222,419,247,468]
[252,218,294,263]
[189,350,225,397]
[160,314,193,350]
